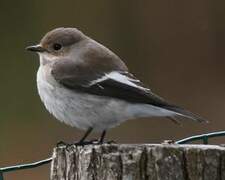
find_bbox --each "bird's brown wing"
[51,58,165,105]
[51,59,206,123]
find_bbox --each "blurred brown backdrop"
[0,0,225,179]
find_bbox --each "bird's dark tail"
[164,105,208,123]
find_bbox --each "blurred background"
[0,0,225,179]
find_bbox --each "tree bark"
[50,144,225,180]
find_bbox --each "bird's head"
[26,27,86,65]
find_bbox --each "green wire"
[176,130,225,144]
[1,130,225,180]
[0,157,52,180]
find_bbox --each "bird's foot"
[104,140,117,144]
[57,139,117,148]
[96,139,117,145]
[72,139,116,146]
[73,139,98,146]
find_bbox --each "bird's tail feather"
[164,105,208,123]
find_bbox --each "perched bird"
[26,27,206,144]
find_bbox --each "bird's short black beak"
[26,45,46,52]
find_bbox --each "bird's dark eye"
[53,43,62,51]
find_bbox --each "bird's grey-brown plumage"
[27,27,206,143]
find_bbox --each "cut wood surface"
[50,144,225,180]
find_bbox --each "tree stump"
[50,144,225,180]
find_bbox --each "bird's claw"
[57,139,116,149]
[73,139,98,146]
[105,140,116,144]
[72,139,116,146]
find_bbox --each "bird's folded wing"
[51,59,168,106]
[84,71,170,106]
[51,59,206,122]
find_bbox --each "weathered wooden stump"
[50,144,225,180]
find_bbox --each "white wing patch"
[89,71,149,91]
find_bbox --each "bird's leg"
[99,130,106,144]
[74,127,94,146]
[79,127,93,143]
[57,128,93,147]
[97,130,116,144]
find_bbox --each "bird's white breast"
[36,65,131,131]
[36,65,175,132]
